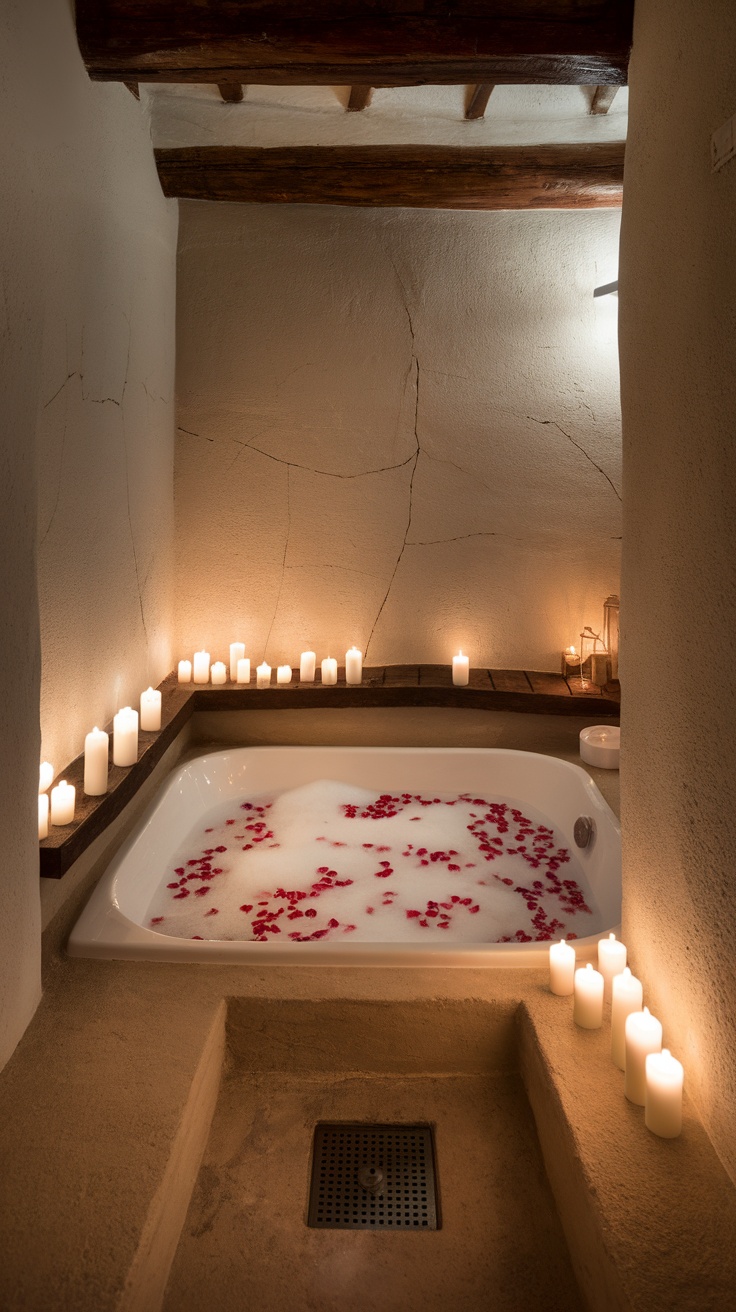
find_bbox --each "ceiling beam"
[75,2,633,87]
[466,84,495,120]
[218,83,245,102]
[590,84,620,114]
[155,143,625,210]
[347,86,374,112]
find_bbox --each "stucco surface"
[619,0,736,1184]
[175,202,621,669]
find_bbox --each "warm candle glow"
[84,726,109,796]
[193,650,210,684]
[210,661,227,685]
[321,657,338,686]
[50,780,75,826]
[177,660,192,684]
[452,651,470,686]
[112,707,139,767]
[645,1049,684,1138]
[549,939,576,996]
[277,664,292,685]
[345,646,363,685]
[625,1007,663,1105]
[611,966,643,1070]
[299,651,316,682]
[236,657,251,685]
[38,761,54,793]
[140,687,162,731]
[573,962,604,1029]
[597,932,627,999]
[229,642,245,682]
[256,662,271,689]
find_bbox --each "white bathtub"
[68,747,620,967]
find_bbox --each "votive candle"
[39,761,54,793]
[452,651,470,686]
[598,932,627,1000]
[277,664,292,685]
[113,707,139,767]
[345,646,363,685]
[573,962,604,1029]
[611,967,644,1070]
[229,642,245,682]
[211,661,227,685]
[236,657,251,684]
[50,780,75,826]
[625,1008,663,1105]
[549,939,576,996]
[300,651,316,682]
[193,650,210,684]
[38,793,49,840]
[321,657,338,685]
[256,662,271,689]
[177,659,192,684]
[140,687,162,731]
[645,1049,684,1138]
[84,726,109,795]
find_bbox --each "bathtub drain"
[307,1123,439,1230]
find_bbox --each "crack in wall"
[527,415,622,503]
[43,371,78,409]
[230,438,415,481]
[407,530,522,547]
[178,426,211,440]
[262,465,291,663]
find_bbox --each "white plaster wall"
[175,202,621,668]
[620,0,736,1181]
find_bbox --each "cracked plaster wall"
[175,202,621,668]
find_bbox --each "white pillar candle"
[452,651,470,686]
[38,793,49,840]
[84,726,109,795]
[50,780,75,826]
[645,1049,684,1138]
[345,646,363,685]
[598,932,627,1000]
[39,761,54,793]
[113,706,139,767]
[321,657,338,685]
[140,687,162,731]
[624,1008,663,1105]
[236,657,251,684]
[211,661,227,685]
[300,651,316,682]
[256,662,271,689]
[277,664,292,685]
[193,650,210,684]
[229,642,245,682]
[611,967,644,1070]
[549,939,576,996]
[177,659,192,684]
[573,962,604,1029]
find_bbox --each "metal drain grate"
[307,1123,439,1230]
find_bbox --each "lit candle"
[256,662,271,689]
[177,659,192,684]
[229,642,245,682]
[236,657,251,684]
[645,1049,684,1138]
[597,932,627,1000]
[549,939,576,996]
[452,651,470,686]
[50,780,75,826]
[113,707,139,767]
[211,661,227,685]
[624,1008,663,1105]
[345,646,363,685]
[321,657,338,686]
[300,651,316,682]
[140,687,162,731]
[38,794,49,840]
[573,962,604,1029]
[39,761,54,793]
[193,650,210,684]
[611,967,644,1070]
[84,726,109,795]
[562,645,581,672]
[277,664,292,685]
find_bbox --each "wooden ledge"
[39,666,619,881]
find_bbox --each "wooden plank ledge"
[39,665,620,880]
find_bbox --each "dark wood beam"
[347,85,374,112]
[218,82,245,102]
[590,84,620,114]
[466,84,495,120]
[123,81,139,98]
[76,2,633,87]
[155,143,624,210]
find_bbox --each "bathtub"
[68,746,620,967]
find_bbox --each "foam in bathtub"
[143,780,597,945]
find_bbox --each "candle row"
[178,645,474,688]
[549,934,684,1139]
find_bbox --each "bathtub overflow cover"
[358,1166,384,1194]
[574,816,595,849]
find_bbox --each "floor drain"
[307,1123,439,1230]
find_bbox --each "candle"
[573,962,604,1029]
[256,662,271,689]
[562,645,582,673]
[597,932,627,1000]
[236,657,251,684]
[177,659,192,684]
[549,939,576,996]
[39,761,54,793]
[452,651,470,686]
[591,649,609,687]
[611,967,644,1069]
[645,1049,684,1138]
[277,664,292,685]
[580,724,620,770]
[321,657,338,685]
[113,707,139,767]
[50,780,75,826]
[229,642,245,682]
[211,661,227,685]
[300,651,316,682]
[84,726,109,795]
[345,646,363,685]
[38,794,49,840]
[140,687,162,731]
[193,650,210,684]
[624,1008,663,1105]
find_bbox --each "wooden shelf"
[39,666,619,881]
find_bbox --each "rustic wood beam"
[590,84,620,114]
[347,85,374,112]
[466,84,495,120]
[76,2,634,87]
[218,82,245,102]
[155,143,624,209]
[123,81,139,98]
